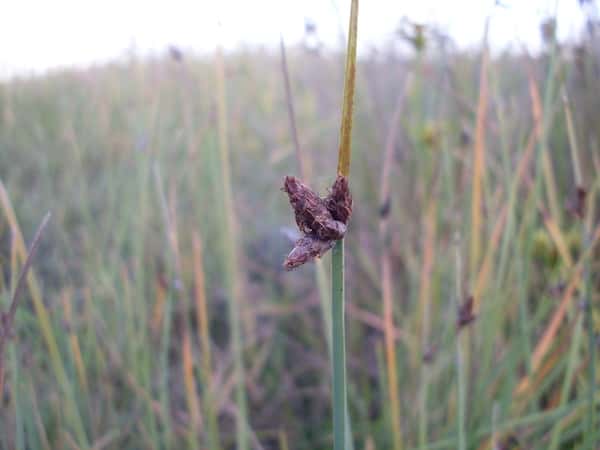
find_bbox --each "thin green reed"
[215,45,249,450]
[454,233,466,450]
[332,240,348,450]
[564,85,597,450]
[332,1,358,450]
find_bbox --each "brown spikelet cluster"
[497,435,521,450]
[457,295,476,330]
[282,175,352,270]
[567,185,587,219]
[422,344,437,364]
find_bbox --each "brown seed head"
[281,175,352,270]
[325,175,353,224]
[282,175,348,241]
[457,295,477,330]
[567,185,587,220]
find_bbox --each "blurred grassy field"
[1,20,600,450]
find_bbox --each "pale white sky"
[0,1,594,78]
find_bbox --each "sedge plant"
[281,2,358,449]
[280,34,355,450]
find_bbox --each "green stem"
[584,236,596,449]
[332,239,348,450]
[215,46,248,450]
[160,294,174,447]
[549,315,583,450]
[419,367,429,449]
[454,234,466,450]
[588,315,596,449]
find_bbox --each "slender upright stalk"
[0,187,88,448]
[332,240,347,450]
[0,212,51,395]
[152,164,177,446]
[491,402,499,450]
[279,36,308,181]
[336,0,358,179]
[454,234,466,450]
[280,36,354,450]
[563,86,595,449]
[215,45,248,450]
[470,22,489,280]
[332,2,358,450]
[192,233,221,450]
[585,254,595,449]
[379,78,411,450]
[530,11,562,230]
[418,199,436,450]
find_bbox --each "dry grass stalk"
[0,212,51,394]
[379,75,412,450]
[527,65,561,225]
[193,233,213,382]
[61,288,89,394]
[516,224,600,396]
[215,43,249,450]
[470,25,489,279]
[279,36,309,181]
[182,329,203,439]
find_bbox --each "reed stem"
[331,2,358,449]
[454,234,466,450]
[215,45,248,450]
[332,240,347,450]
